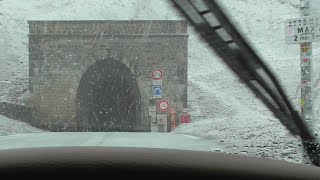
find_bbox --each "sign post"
[301,0,313,165]
[151,68,163,99]
[170,108,176,130]
[301,0,314,165]
[285,1,319,126]
[285,0,318,164]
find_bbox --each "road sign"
[149,106,156,112]
[157,115,167,125]
[158,100,169,112]
[151,116,157,123]
[152,80,162,85]
[151,68,163,80]
[149,111,156,116]
[152,85,162,98]
[285,16,320,44]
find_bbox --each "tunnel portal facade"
[28,20,188,132]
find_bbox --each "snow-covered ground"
[0,115,43,136]
[0,132,217,151]
[2,0,320,164]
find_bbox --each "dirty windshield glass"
[1,0,320,165]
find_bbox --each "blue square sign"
[152,85,162,98]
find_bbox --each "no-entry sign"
[158,100,169,112]
[151,68,163,80]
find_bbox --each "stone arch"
[75,58,141,132]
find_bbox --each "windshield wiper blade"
[171,0,320,166]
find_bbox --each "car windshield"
[1,0,320,165]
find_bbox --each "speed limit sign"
[158,100,170,112]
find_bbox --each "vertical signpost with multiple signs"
[150,68,168,132]
[151,68,163,99]
[157,100,170,132]
[285,0,319,164]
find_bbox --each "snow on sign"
[158,100,169,112]
[285,16,320,44]
[151,68,163,80]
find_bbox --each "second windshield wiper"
[171,0,320,166]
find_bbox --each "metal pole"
[300,0,314,164]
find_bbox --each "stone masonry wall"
[28,20,188,131]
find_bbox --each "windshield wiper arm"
[171,0,320,166]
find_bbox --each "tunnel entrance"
[76,59,140,132]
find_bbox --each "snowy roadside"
[173,115,303,164]
[0,115,44,136]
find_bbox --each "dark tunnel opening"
[75,59,140,132]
